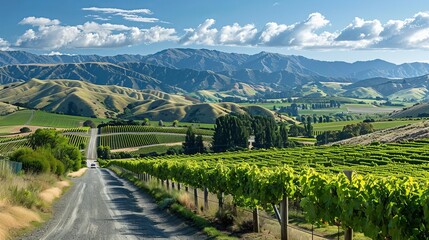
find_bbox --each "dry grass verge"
[67,167,87,178]
[0,167,69,239]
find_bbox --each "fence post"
[172,182,175,190]
[204,187,209,211]
[178,183,181,191]
[280,195,288,240]
[166,179,170,190]
[218,192,224,210]
[185,186,189,192]
[194,188,199,212]
[253,207,260,233]
[343,170,353,240]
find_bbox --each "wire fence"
[0,159,22,174]
[122,169,345,240]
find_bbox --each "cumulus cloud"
[19,17,60,26]
[82,7,160,23]
[259,12,334,47]
[12,11,429,50]
[180,19,257,46]
[0,38,10,50]
[180,11,429,50]
[15,18,177,49]
[180,19,218,45]
[374,12,429,49]
[219,23,258,45]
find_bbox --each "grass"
[0,166,69,239]
[0,110,107,128]
[0,111,33,126]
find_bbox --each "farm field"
[0,139,30,155]
[100,125,214,135]
[0,110,106,129]
[312,119,421,131]
[110,139,429,239]
[129,145,183,156]
[98,134,186,150]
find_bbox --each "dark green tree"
[183,126,197,154]
[212,115,249,152]
[195,135,206,153]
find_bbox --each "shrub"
[19,127,31,133]
[83,120,96,128]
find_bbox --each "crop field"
[130,145,183,156]
[65,135,89,149]
[0,110,106,128]
[100,125,214,136]
[111,139,429,239]
[0,139,30,155]
[0,110,33,126]
[98,134,186,150]
[313,119,421,132]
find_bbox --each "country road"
[21,128,205,240]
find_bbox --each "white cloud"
[0,38,10,50]
[82,7,160,23]
[15,18,177,50]
[259,12,333,47]
[336,17,383,41]
[116,13,159,23]
[13,11,429,50]
[44,51,76,56]
[180,19,257,46]
[85,15,111,21]
[219,23,258,45]
[181,12,429,50]
[180,19,218,45]
[82,7,152,15]
[19,16,60,26]
[374,12,429,49]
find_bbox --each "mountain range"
[1,48,429,101]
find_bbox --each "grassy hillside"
[389,103,429,118]
[0,79,283,123]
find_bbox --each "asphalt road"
[21,128,204,240]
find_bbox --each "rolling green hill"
[0,79,287,123]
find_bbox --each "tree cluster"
[10,129,82,175]
[212,115,296,152]
[212,115,249,152]
[97,145,111,159]
[316,122,375,145]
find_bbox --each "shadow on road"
[99,168,202,239]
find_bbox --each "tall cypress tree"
[279,124,289,148]
[183,126,196,154]
[195,135,205,153]
[212,115,249,152]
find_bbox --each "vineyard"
[0,139,30,154]
[109,140,429,239]
[100,125,214,136]
[130,145,183,156]
[65,135,89,149]
[98,134,186,149]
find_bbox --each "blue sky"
[1,0,429,63]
